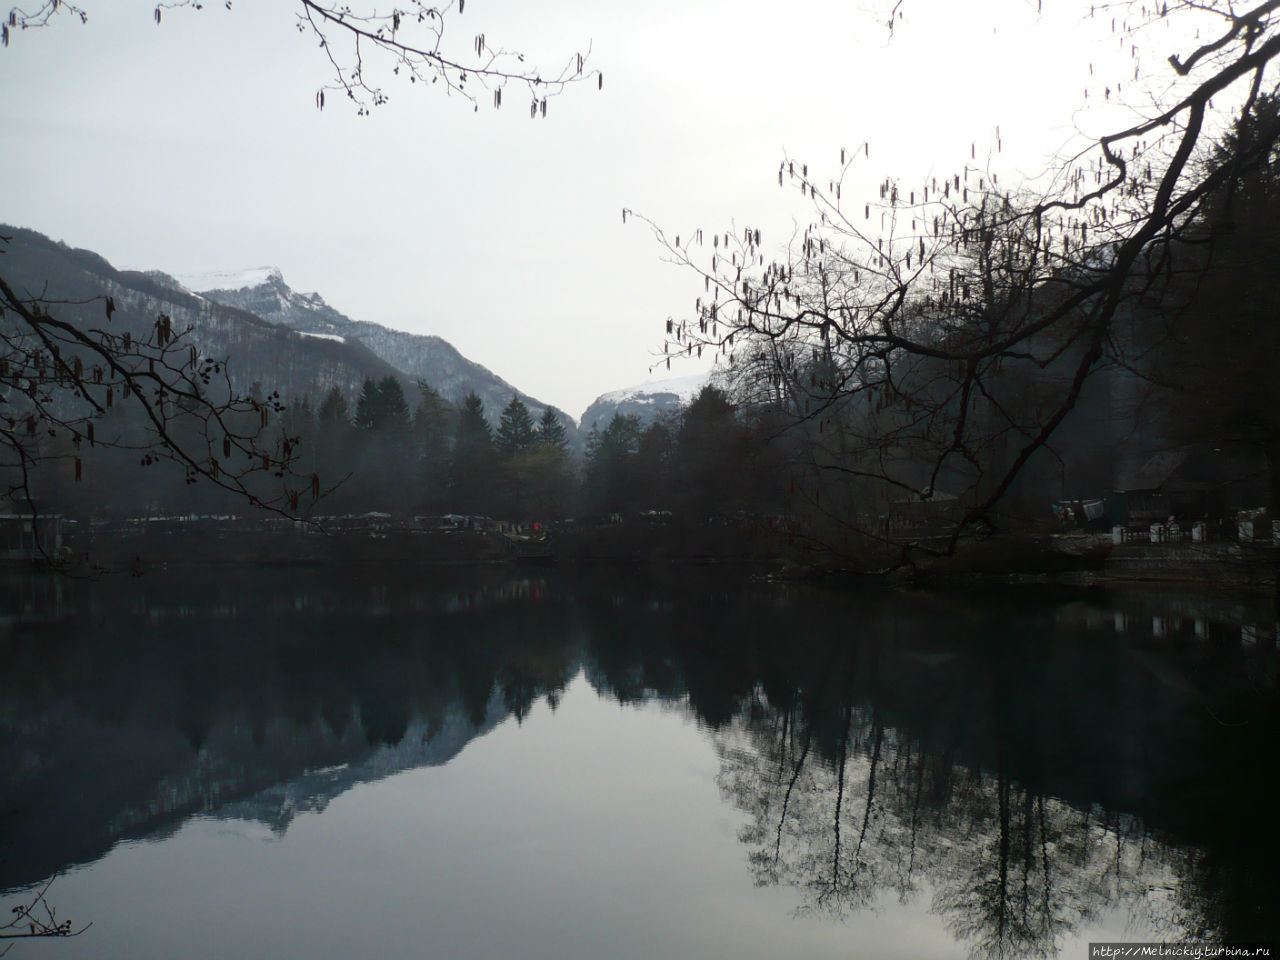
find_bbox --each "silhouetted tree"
[635,0,1280,554]
[534,406,569,451]
[517,443,575,521]
[582,412,642,513]
[354,377,410,434]
[673,386,748,516]
[313,385,357,510]
[450,392,496,514]
[1147,95,1280,515]
[632,416,677,510]
[347,376,413,510]
[413,382,452,512]
[495,396,536,459]
[317,385,350,430]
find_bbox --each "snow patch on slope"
[594,372,710,406]
[173,266,282,292]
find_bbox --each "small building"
[1112,445,1268,525]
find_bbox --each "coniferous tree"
[674,386,747,516]
[450,393,496,514]
[501,402,575,521]
[414,383,452,512]
[534,406,569,451]
[634,417,677,510]
[381,377,412,434]
[316,386,356,511]
[349,377,414,510]
[355,376,410,434]
[283,394,319,487]
[317,386,351,430]
[354,378,378,431]
[519,443,575,522]
[495,396,536,459]
[583,413,642,513]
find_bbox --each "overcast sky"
[1,0,1153,420]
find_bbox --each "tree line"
[301,377,577,519]
[266,377,802,524]
[21,370,817,526]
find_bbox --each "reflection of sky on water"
[22,677,995,960]
[0,570,1273,958]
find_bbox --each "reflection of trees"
[716,679,1190,958]
[1161,691,1280,946]
[0,567,584,891]
[573,575,1274,956]
[1,570,1272,951]
[4,567,580,746]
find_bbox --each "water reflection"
[718,696,1179,959]
[707,591,1278,953]
[0,569,1275,955]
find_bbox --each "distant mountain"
[0,226,574,436]
[1,226,407,407]
[578,372,711,434]
[173,267,574,429]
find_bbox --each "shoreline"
[9,522,1279,595]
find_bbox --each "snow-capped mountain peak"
[594,373,710,407]
[172,266,283,293]
[579,371,712,432]
[168,260,569,429]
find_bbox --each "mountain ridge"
[168,267,576,429]
[3,226,720,444]
[578,371,711,434]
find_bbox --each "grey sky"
[1,1,1127,420]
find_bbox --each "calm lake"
[1,567,1276,959]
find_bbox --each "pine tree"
[376,376,411,434]
[355,376,410,433]
[283,394,318,474]
[534,406,569,452]
[354,378,379,431]
[456,393,492,447]
[634,417,676,508]
[583,413,642,513]
[674,386,746,515]
[314,386,355,510]
[450,393,496,513]
[414,383,452,511]
[496,395,536,459]
[317,386,350,429]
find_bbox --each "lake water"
[1,567,1276,958]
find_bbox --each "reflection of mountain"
[0,570,1274,951]
[213,701,509,835]
[0,691,511,892]
[0,568,582,891]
